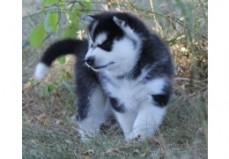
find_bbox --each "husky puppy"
[35,12,174,142]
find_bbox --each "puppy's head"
[83,12,143,76]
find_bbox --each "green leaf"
[59,0,66,10]
[61,24,78,38]
[29,24,46,47]
[44,12,59,32]
[80,0,92,12]
[65,9,80,25]
[58,56,66,64]
[40,82,58,97]
[42,0,59,5]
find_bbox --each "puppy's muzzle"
[85,57,95,67]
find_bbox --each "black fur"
[109,97,125,113]
[152,94,170,107]
[40,39,86,66]
[132,34,174,80]
[73,40,99,120]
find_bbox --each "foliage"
[29,24,46,47]
[28,0,92,47]
[25,0,207,83]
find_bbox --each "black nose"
[85,57,95,66]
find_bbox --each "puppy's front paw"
[78,129,95,143]
[125,129,155,141]
[125,132,142,141]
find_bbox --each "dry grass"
[22,0,207,158]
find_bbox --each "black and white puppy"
[35,12,174,142]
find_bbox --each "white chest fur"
[101,76,150,112]
[100,71,166,111]
[117,80,145,105]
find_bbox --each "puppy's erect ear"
[113,16,141,47]
[82,15,95,25]
[113,16,127,28]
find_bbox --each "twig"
[175,77,191,81]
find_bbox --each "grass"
[23,76,207,158]
[22,0,207,158]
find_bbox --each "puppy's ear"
[113,16,127,28]
[113,16,140,45]
[82,15,95,25]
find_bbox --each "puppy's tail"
[34,39,87,80]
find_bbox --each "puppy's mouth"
[93,62,114,70]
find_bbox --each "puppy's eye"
[103,40,111,47]
[99,40,112,51]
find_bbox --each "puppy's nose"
[85,57,95,66]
